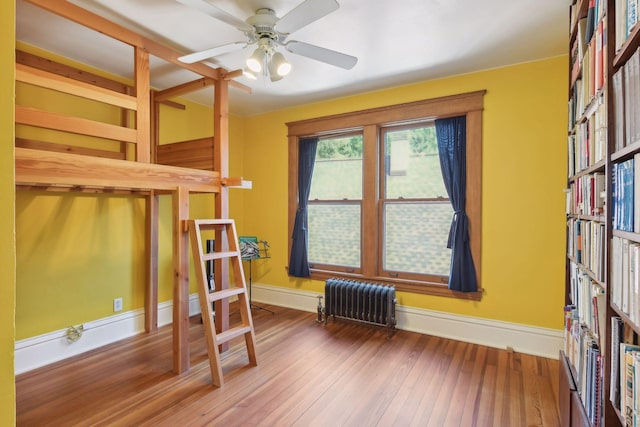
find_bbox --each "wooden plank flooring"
[16,304,561,426]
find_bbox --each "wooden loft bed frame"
[15,0,251,374]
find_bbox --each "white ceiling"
[15,0,569,116]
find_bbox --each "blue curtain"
[435,116,477,292]
[289,137,319,277]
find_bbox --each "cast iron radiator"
[322,278,397,337]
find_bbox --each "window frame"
[287,91,485,300]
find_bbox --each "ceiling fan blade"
[286,40,357,69]
[275,0,339,35]
[176,0,253,32]
[178,41,247,63]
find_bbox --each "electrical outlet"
[113,297,123,312]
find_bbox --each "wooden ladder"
[188,219,257,387]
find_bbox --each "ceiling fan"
[176,0,358,81]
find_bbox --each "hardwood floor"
[16,304,561,426]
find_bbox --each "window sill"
[307,269,483,301]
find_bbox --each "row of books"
[566,172,605,216]
[569,38,606,131]
[571,0,605,39]
[569,261,606,347]
[615,0,639,52]
[612,157,639,232]
[611,236,640,326]
[564,307,603,427]
[612,48,640,151]
[568,96,607,175]
[567,219,606,282]
[570,0,606,88]
[610,317,640,427]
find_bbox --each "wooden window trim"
[288,90,484,301]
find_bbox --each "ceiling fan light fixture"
[271,52,292,76]
[243,67,258,80]
[268,59,284,82]
[246,48,265,72]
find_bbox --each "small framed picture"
[239,236,260,260]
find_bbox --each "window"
[287,91,484,299]
[308,133,363,271]
[381,125,452,282]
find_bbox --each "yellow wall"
[238,56,568,330]
[1,1,15,424]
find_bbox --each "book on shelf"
[616,0,639,51]
[614,49,640,149]
[613,66,626,152]
[611,236,640,324]
[568,261,606,337]
[619,343,640,426]
[630,0,639,41]
[585,0,596,44]
[612,158,635,232]
[568,93,606,174]
[576,332,603,427]
[635,153,640,232]
[568,172,605,216]
[611,317,625,411]
[612,49,640,151]
[567,221,606,282]
[592,284,606,351]
[624,348,636,427]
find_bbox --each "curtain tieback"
[449,210,469,246]
[293,206,308,233]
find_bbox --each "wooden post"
[135,46,150,163]
[213,79,230,347]
[145,190,159,332]
[173,186,190,373]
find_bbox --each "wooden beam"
[135,47,151,163]
[15,147,223,192]
[173,186,190,374]
[16,49,129,93]
[154,78,215,103]
[159,99,186,110]
[16,185,150,195]
[18,50,187,110]
[221,178,252,188]
[24,0,222,81]
[222,69,243,80]
[16,105,137,143]
[228,79,252,94]
[15,138,125,160]
[16,63,137,110]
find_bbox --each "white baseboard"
[16,283,563,375]
[250,283,563,360]
[15,294,201,375]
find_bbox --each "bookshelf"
[563,0,609,426]
[562,0,640,425]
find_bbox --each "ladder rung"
[216,325,252,345]
[191,219,234,230]
[208,287,246,302]
[202,250,241,261]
